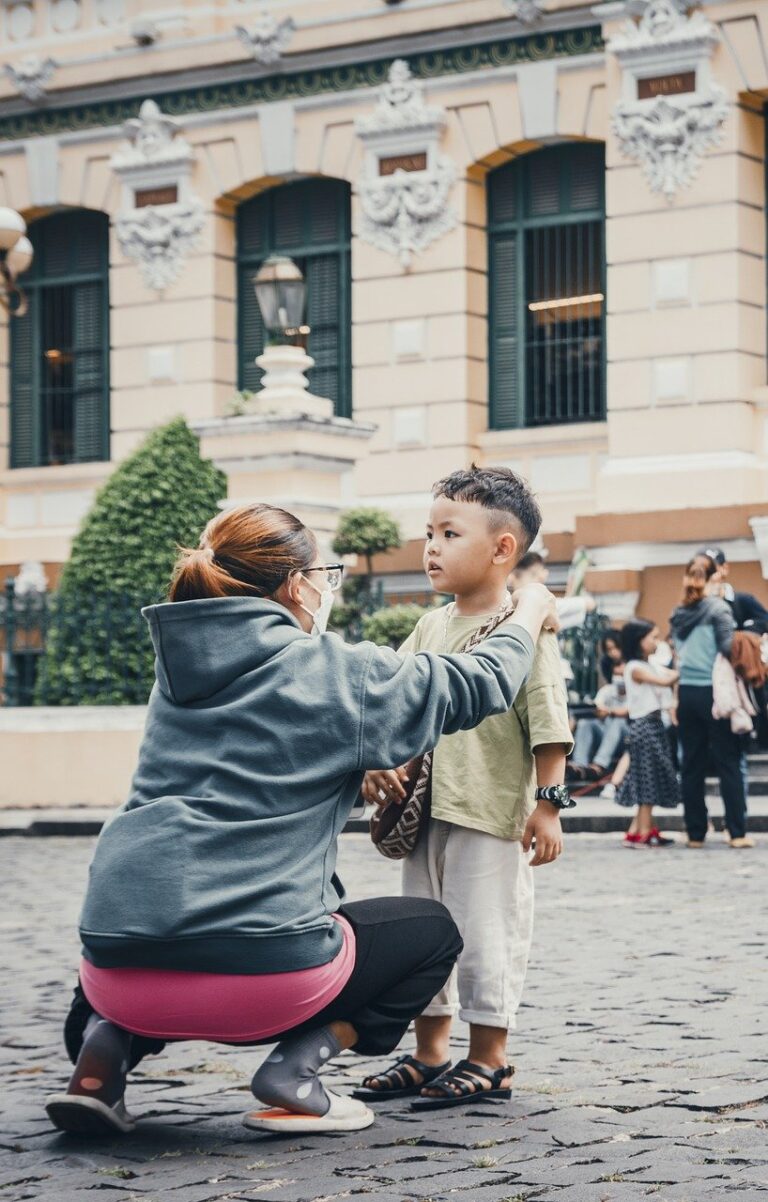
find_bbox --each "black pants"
[65,897,462,1067]
[678,684,747,841]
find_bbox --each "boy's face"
[424,495,519,596]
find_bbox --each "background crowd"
[513,548,768,849]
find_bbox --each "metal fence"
[0,578,156,706]
[1,575,611,707]
[558,609,611,709]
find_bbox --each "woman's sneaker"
[600,782,617,802]
[639,829,675,848]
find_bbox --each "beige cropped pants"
[402,818,534,1029]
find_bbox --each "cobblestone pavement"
[2,834,767,1202]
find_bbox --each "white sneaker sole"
[45,1093,136,1135]
[244,1091,374,1134]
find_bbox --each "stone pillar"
[191,351,375,551]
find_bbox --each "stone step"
[2,802,767,837]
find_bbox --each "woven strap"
[374,601,515,860]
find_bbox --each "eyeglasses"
[304,563,345,592]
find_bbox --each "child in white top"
[617,619,680,847]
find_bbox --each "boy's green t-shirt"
[400,605,573,841]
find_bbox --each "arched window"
[488,144,606,429]
[10,209,110,468]
[237,178,352,418]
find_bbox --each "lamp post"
[0,207,33,317]
[250,255,332,419]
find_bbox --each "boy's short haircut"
[432,464,542,553]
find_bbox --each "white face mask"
[299,575,334,636]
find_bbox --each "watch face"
[543,785,574,808]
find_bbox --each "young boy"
[357,466,573,1109]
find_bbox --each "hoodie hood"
[142,597,306,704]
[669,596,722,642]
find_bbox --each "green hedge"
[36,419,227,705]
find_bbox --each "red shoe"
[638,828,675,847]
[623,832,641,847]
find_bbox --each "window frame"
[9,209,110,470]
[236,178,352,419]
[487,143,607,431]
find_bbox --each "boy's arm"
[361,618,425,805]
[518,632,573,867]
[522,743,568,867]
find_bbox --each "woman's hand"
[362,766,410,807]
[511,583,560,634]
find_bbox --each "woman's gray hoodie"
[79,597,535,975]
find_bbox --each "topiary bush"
[36,418,227,705]
[362,604,432,649]
[330,506,401,638]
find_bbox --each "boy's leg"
[361,821,457,1092]
[572,717,601,766]
[422,825,533,1097]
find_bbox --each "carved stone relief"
[4,55,57,103]
[110,99,204,292]
[355,60,457,269]
[503,0,546,24]
[235,13,295,65]
[609,0,729,200]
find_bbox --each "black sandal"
[409,1058,514,1110]
[353,1055,451,1101]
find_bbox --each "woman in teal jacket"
[46,501,556,1137]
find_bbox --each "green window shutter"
[237,179,351,417]
[9,301,37,468]
[305,252,340,408]
[73,279,107,462]
[489,233,521,430]
[9,209,109,468]
[237,260,267,394]
[488,144,606,430]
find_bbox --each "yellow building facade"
[1,0,768,627]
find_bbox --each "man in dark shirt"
[698,547,768,634]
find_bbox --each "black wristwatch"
[535,784,575,810]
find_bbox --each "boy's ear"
[492,531,519,566]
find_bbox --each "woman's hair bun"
[169,503,316,603]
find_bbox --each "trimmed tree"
[362,604,431,649]
[36,418,227,705]
[330,507,402,640]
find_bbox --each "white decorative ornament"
[235,13,295,65]
[96,0,125,26]
[110,99,204,292]
[7,4,35,42]
[609,0,729,201]
[503,0,545,23]
[114,98,190,169]
[355,60,457,269]
[50,0,81,33]
[4,55,57,103]
[115,203,204,291]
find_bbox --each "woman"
[46,502,557,1137]
[670,556,752,849]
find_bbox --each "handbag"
[369,601,515,859]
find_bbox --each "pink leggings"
[80,915,355,1043]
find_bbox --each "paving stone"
[1,835,767,1200]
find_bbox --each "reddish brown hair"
[680,555,716,608]
[169,503,317,602]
